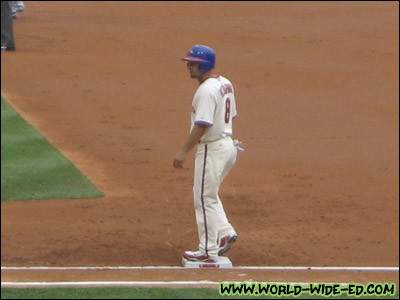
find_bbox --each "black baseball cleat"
[1,46,16,51]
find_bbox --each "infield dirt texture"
[1,1,398,286]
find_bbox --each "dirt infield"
[1,2,398,285]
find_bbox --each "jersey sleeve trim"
[195,120,213,127]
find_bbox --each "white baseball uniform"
[191,75,238,259]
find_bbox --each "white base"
[182,256,233,269]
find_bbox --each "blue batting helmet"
[181,45,215,72]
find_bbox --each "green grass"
[3,287,219,299]
[1,97,104,201]
[1,287,398,299]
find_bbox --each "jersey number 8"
[225,98,231,124]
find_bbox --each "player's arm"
[173,124,208,169]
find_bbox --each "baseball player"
[173,45,239,263]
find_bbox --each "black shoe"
[1,46,16,51]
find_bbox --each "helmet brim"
[181,56,207,62]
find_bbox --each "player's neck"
[197,71,215,84]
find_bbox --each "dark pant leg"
[1,1,16,50]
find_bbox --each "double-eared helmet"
[181,45,215,72]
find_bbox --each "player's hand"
[173,151,186,169]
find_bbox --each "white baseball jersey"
[190,75,238,259]
[191,75,237,142]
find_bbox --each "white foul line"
[2,266,397,288]
[1,281,218,287]
[1,266,398,271]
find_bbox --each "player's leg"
[192,138,238,259]
[1,1,16,50]
[192,144,219,259]
[216,196,236,238]
[214,138,238,252]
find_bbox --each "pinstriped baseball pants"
[193,136,237,259]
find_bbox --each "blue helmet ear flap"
[182,45,215,72]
